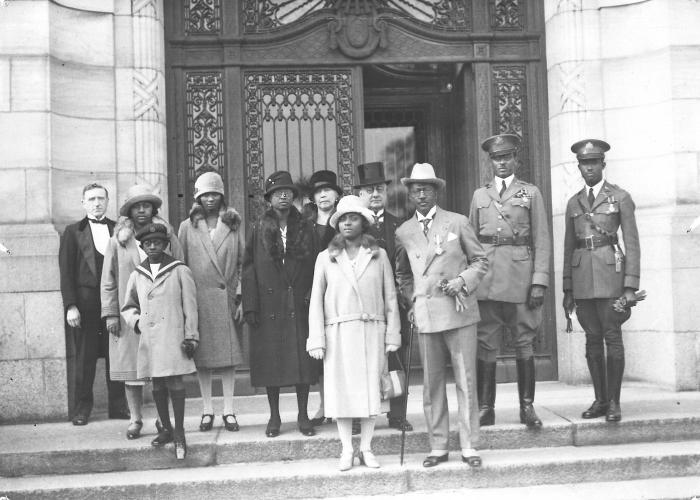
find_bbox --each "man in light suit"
[59,183,128,425]
[355,161,412,432]
[563,139,641,422]
[395,163,488,468]
[469,134,551,428]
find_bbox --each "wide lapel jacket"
[194,218,226,280]
[334,247,373,304]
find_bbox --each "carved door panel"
[242,68,363,220]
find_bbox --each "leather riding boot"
[582,356,608,418]
[477,359,496,426]
[516,357,542,428]
[605,356,624,422]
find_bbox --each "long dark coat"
[242,207,318,387]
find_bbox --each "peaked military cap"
[571,139,610,160]
[135,223,169,242]
[481,133,521,155]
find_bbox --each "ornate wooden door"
[164,1,556,385]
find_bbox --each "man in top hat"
[469,133,551,428]
[59,182,128,425]
[395,163,487,467]
[563,139,640,422]
[354,161,412,432]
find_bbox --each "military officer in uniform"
[355,161,413,432]
[469,134,551,428]
[563,139,640,422]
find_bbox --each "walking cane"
[400,321,415,466]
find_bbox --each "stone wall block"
[11,56,50,111]
[43,358,69,417]
[116,119,136,173]
[114,0,133,16]
[672,100,700,152]
[0,294,27,361]
[49,2,114,67]
[51,60,115,119]
[674,332,700,390]
[25,292,65,359]
[0,59,11,111]
[670,1,700,45]
[607,156,675,208]
[51,114,116,173]
[114,14,134,68]
[0,168,27,223]
[602,51,671,109]
[599,1,669,60]
[0,256,60,293]
[671,47,700,99]
[624,331,676,388]
[0,112,48,168]
[24,167,52,223]
[115,68,135,122]
[0,1,50,55]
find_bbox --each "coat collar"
[578,180,613,211]
[485,177,523,203]
[76,218,97,279]
[335,246,374,301]
[135,253,182,283]
[193,217,227,278]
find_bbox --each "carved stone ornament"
[328,7,387,59]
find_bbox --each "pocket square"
[447,232,458,242]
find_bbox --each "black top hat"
[570,139,610,160]
[135,223,169,242]
[309,170,343,196]
[264,171,299,199]
[353,162,391,189]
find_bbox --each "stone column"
[546,0,700,389]
[0,0,167,421]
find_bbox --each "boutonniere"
[434,234,444,255]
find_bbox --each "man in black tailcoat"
[59,183,128,425]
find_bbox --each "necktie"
[89,218,108,225]
[499,180,507,197]
[421,218,431,237]
[588,187,595,208]
[373,214,381,226]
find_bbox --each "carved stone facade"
[185,0,221,35]
[492,65,530,182]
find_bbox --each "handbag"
[380,351,406,401]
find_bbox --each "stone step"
[3,440,700,500]
[3,382,700,478]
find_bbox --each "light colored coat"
[307,240,401,418]
[101,216,183,380]
[395,207,488,334]
[469,177,551,303]
[121,256,198,378]
[563,181,640,299]
[178,209,244,369]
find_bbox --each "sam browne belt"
[478,235,531,246]
[575,234,618,249]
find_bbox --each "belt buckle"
[585,235,595,250]
[491,235,499,245]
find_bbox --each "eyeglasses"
[271,189,293,199]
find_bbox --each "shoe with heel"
[338,450,354,471]
[358,450,380,468]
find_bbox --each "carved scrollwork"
[185,0,221,35]
[492,65,530,182]
[185,72,224,192]
[490,0,524,31]
[244,70,355,221]
[328,11,387,59]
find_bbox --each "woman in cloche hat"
[101,184,183,442]
[242,171,319,438]
[178,172,246,434]
[307,195,401,471]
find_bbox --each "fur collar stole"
[259,206,314,263]
[189,203,241,231]
[114,215,172,247]
[327,233,380,262]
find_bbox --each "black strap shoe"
[266,418,281,438]
[151,429,173,447]
[422,454,448,467]
[199,414,214,432]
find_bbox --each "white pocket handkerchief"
[447,232,458,242]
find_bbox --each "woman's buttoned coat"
[178,207,245,369]
[101,216,183,381]
[121,255,199,378]
[242,207,318,387]
[307,238,401,418]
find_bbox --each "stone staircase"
[2,382,700,499]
